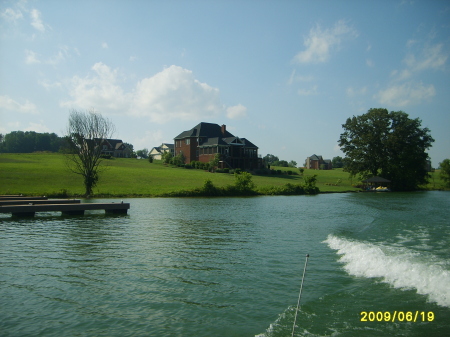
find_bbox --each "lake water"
[1,192,449,337]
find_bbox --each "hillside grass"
[0,153,446,197]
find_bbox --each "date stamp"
[360,311,434,322]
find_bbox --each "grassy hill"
[0,153,445,197]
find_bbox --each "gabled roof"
[161,143,174,149]
[240,138,258,148]
[150,146,162,154]
[309,154,323,161]
[362,176,391,183]
[174,122,234,140]
[174,122,258,149]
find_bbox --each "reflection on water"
[1,192,449,337]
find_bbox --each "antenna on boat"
[291,253,309,337]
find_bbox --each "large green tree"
[338,108,434,191]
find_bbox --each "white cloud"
[25,49,40,64]
[131,65,224,123]
[298,85,318,96]
[24,121,50,133]
[47,45,74,65]
[288,69,314,85]
[293,20,357,64]
[1,7,23,22]
[346,86,367,97]
[62,62,130,111]
[226,104,247,120]
[404,43,447,72]
[0,95,39,114]
[102,42,108,49]
[375,82,435,107]
[39,80,62,90]
[366,59,374,67]
[133,130,164,150]
[62,63,238,123]
[30,8,45,32]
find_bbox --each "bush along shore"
[160,172,320,197]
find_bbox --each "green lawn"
[0,153,445,197]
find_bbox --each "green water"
[1,192,449,336]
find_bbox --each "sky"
[1,0,449,167]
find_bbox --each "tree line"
[0,131,64,153]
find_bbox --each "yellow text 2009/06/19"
[360,311,434,322]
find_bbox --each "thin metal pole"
[291,254,309,337]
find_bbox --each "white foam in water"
[324,234,450,308]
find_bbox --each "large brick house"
[305,154,332,170]
[174,122,261,170]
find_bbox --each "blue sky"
[1,0,449,167]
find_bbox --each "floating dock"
[0,196,130,217]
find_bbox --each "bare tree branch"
[63,109,115,196]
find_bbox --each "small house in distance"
[305,154,332,170]
[174,122,261,170]
[149,143,174,160]
[95,139,133,158]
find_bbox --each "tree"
[440,159,450,188]
[332,156,344,168]
[339,108,434,191]
[263,154,279,166]
[162,151,173,164]
[0,131,62,153]
[64,109,115,196]
[209,153,220,172]
[171,152,185,166]
[288,160,297,167]
[136,148,149,159]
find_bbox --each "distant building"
[149,143,174,160]
[174,122,261,170]
[95,138,132,158]
[305,154,333,170]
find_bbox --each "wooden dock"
[0,196,130,217]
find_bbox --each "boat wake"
[324,234,450,308]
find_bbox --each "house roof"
[94,138,125,149]
[309,154,323,161]
[174,122,258,148]
[362,176,391,183]
[150,146,162,154]
[161,143,174,149]
[174,122,234,139]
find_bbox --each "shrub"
[303,175,319,194]
[234,171,256,194]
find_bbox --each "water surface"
[1,192,449,336]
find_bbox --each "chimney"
[221,124,226,136]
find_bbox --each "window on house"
[185,139,190,145]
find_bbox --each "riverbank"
[0,153,446,197]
